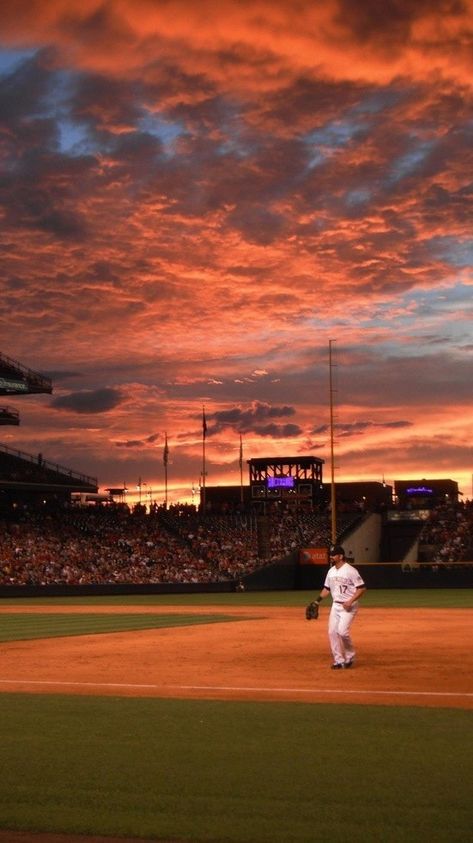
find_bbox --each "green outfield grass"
[0,693,471,843]
[0,587,472,608]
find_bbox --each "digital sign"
[406,486,433,495]
[0,378,28,393]
[267,477,295,489]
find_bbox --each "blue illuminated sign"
[267,477,295,489]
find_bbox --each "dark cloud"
[262,76,372,129]
[226,204,286,245]
[0,47,52,121]
[1,148,93,242]
[26,202,88,239]
[62,1,133,50]
[115,432,162,449]
[334,0,465,46]
[211,402,296,434]
[186,402,301,440]
[44,370,83,381]
[340,438,473,485]
[70,72,145,136]
[51,388,124,413]
[339,354,473,406]
[313,420,413,437]
[254,422,302,437]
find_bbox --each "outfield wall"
[0,581,234,597]
[0,561,471,596]
[295,561,473,590]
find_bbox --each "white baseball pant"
[328,601,359,665]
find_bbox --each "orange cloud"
[1,0,472,501]
[1,0,472,89]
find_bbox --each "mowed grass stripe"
[0,694,471,843]
[0,613,243,642]
[0,588,472,608]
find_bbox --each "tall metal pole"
[163,433,169,509]
[239,434,244,505]
[201,406,207,514]
[329,340,337,542]
[164,456,168,511]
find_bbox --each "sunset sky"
[1,0,472,504]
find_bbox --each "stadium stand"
[0,443,96,488]
[417,500,473,567]
[0,347,470,591]
[0,504,360,587]
[0,406,20,425]
[0,351,52,395]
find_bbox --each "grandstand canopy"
[394,478,459,507]
[0,406,20,425]
[0,351,52,395]
[248,455,324,481]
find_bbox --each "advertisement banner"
[299,547,328,565]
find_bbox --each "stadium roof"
[0,351,52,395]
[248,455,324,466]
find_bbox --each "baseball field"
[0,588,472,842]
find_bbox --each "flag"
[202,407,208,439]
[163,433,169,467]
[239,434,243,470]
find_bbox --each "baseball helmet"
[329,544,345,556]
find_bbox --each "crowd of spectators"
[3,496,469,587]
[418,500,473,567]
[0,504,338,586]
[158,505,338,580]
[0,507,221,586]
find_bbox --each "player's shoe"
[331,663,344,670]
[344,660,354,669]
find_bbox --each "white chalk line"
[0,678,472,699]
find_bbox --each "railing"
[0,351,52,393]
[0,441,97,486]
[0,406,20,423]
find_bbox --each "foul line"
[0,678,471,699]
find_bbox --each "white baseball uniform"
[324,562,365,666]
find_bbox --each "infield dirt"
[0,605,471,709]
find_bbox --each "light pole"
[329,339,337,543]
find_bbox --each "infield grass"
[0,693,471,843]
[0,612,244,642]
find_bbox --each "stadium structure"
[0,351,97,513]
[0,350,470,594]
[0,351,53,398]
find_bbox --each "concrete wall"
[340,512,382,564]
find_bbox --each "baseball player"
[310,544,366,669]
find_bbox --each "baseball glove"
[305,601,319,620]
